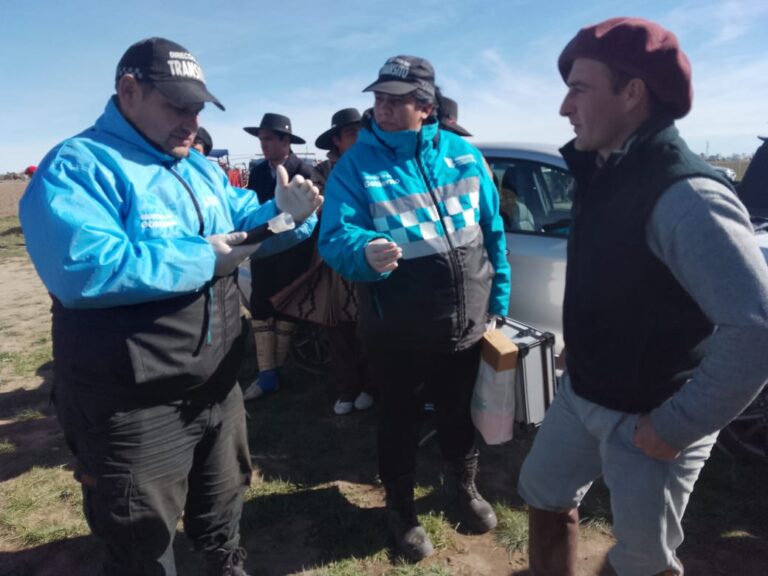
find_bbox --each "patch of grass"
[579,477,612,527]
[0,345,52,378]
[386,563,453,576]
[310,557,373,576]
[242,476,307,530]
[0,466,88,546]
[245,475,301,499]
[413,484,435,500]
[581,515,613,535]
[494,503,528,552]
[0,216,26,259]
[243,479,389,565]
[0,438,15,454]
[14,408,46,421]
[418,510,453,551]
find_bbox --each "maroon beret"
[558,17,692,119]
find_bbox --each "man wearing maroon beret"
[517,17,768,576]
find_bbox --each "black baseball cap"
[363,55,435,97]
[116,37,224,111]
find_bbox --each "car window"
[486,157,573,236]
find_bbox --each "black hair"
[415,85,438,116]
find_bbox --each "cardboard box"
[481,329,519,371]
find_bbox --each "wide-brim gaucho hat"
[194,127,213,156]
[315,108,362,150]
[438,97,472,137]
[244,113,305,144]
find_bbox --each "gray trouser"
[518,373,717,576]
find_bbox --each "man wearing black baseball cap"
[517,18,768,575]
[19,36,322,576]
[319,55,510,562]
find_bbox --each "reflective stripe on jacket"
[319,114,510,352]
[20,97,315,309]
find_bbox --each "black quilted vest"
[562,118,731,413]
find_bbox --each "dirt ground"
[1,178,767,575]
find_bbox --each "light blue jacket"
[20,97,315,309]
[319,115,510,352]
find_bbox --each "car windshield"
[486,157,574,236]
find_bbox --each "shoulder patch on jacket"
[444,154,476,168]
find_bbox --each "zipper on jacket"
[168,167,205,236]
[168,165,213,348]
[414,137,467,343]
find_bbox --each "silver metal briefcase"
[497,317,557,425]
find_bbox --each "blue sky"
[1,0,767,173]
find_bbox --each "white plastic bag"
[471,358,517,445]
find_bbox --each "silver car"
[477,142,573,357]
[479,142,768,462]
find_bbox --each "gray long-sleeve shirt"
[646,177,768,449]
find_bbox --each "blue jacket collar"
[95,97,180,165]
[360,114,439,159]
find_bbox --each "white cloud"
[666,0,768,48]
[430,47,572,147]
[680,54,768,154]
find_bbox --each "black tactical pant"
[54,372,252,575]
[369,343,481,483]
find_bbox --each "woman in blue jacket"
[319,55,510,562]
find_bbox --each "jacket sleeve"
[475,151,511,316]
[225,183,317,258]
[19,151,216,309]
[318,159,392,282]
[648,178,768,449]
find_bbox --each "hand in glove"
[207,231,259,277]
[274,164,323,222]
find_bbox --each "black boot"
[446,448,497,533]
[205,546,250,576]
[384,475,434,562]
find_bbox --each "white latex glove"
[207,231,260,277]
[274,164,323,222]
[365,238,402,273]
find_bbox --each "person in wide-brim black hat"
[241,111,315,404]
[193,127,213,156]
[438,96,472,137]
[312,108,362,194]
[315,108,362,150]
[243,112,305,144]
